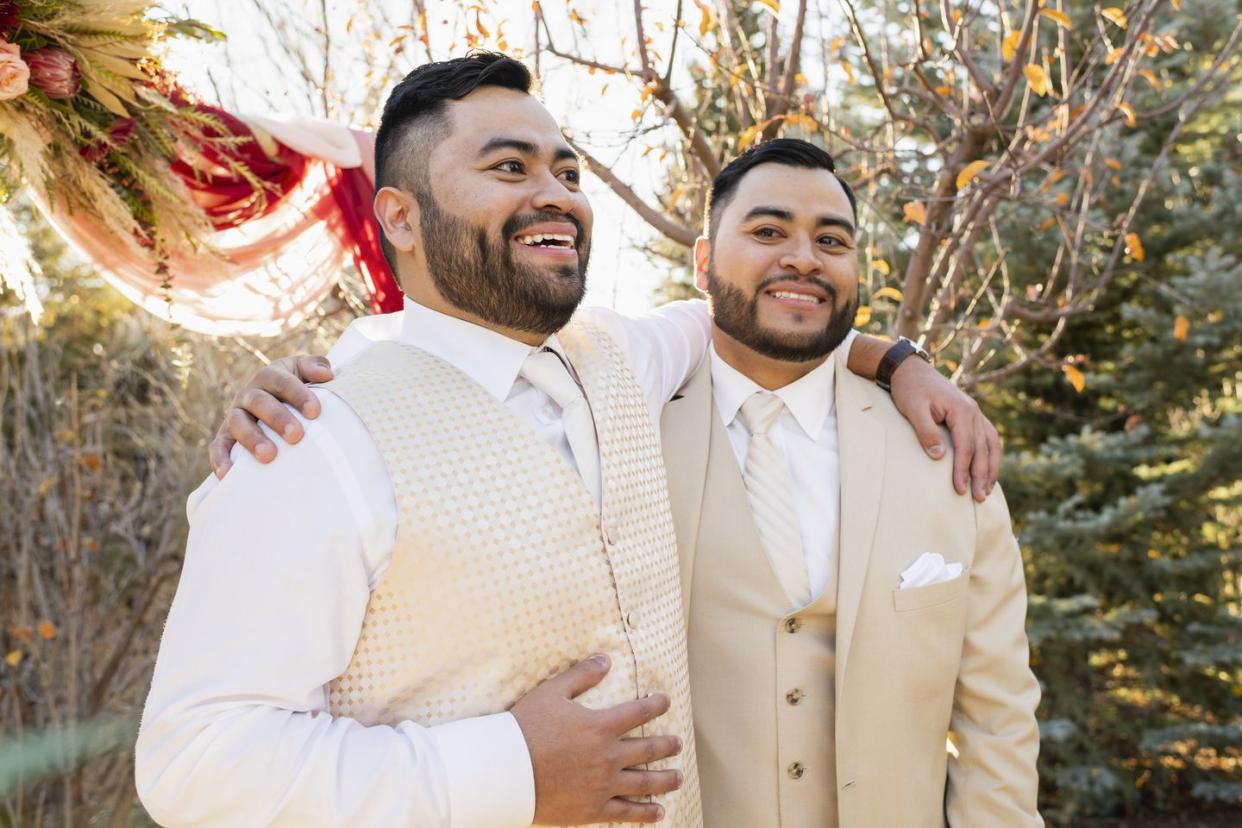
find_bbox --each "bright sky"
[166,0,694,314]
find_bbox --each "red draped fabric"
[326,164,402,314]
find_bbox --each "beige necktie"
[520,348,602,505]
[738,391,811,608]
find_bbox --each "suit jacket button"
[784,617,803,633]
[788,762,806,780]
[785,688,805,705]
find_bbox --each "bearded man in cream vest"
[660,139,1042,827]
[137,53,1004,828]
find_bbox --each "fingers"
[612,768,684,797]
[970,417,990,502]
[291,354,334,387]
[945,409,975,497]
[256,363,322,420]
[546,654,611,700]
[908,403,947,461]
[224,408,276,464]
[605,693,671,735]
[985,422,1002,495]
[209,431,235,479]
[238,388,304,445]
[599,797,665,824]
[615,734,682,768]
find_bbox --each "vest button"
[785,688,805,706]
[784,617,803,633]
[626,610,640,629]
[787,762,806,780]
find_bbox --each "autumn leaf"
[1125,231,1145,261]
[1118,101,1137,127]
[5,650,21,668]
[873,287,903,302]
[1002,30,1023,62]
[1171,0,1181,8]
[38,620,57,640]
[569,8,587,26]
[757,0,780,13]
[1039,8,1073,29]
[630,108,642,122]
[1105,46,1125,65]
[1062,364,1086,393]
[81,453,102,471]
[956,159,990,190]
[903,201,928,225]
[1024,64,1051,96]
[854,305,873,326]
[1100,7,1127,28]
[1138,69,1161,91]
[474,9,489,37]
[871,258,891,275]
[8,625,33,644]
[699,7,714,36]
[839,60,856,84]
[1105,158,1123,170]
[933,84,953,97]
[1173,315,1190,342]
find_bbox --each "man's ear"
[693,236,711,292]
[373,186,420,253]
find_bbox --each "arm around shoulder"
[946,484,1043,826]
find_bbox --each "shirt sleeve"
[136,392,535,828]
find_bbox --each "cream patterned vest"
[322,316,701,827]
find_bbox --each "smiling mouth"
[765,289,825,307]
[515,233,575,249]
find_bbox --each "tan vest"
[322,316,701,828]
[663,357,840,828]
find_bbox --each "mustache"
[754,273,838,301]
[503,211,587,249]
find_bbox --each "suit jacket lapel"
[833,347,886,691]
[660,357,713,615]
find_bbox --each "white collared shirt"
[136,298,714,828]
[708,330,857,601]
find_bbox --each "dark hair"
[373,51,532,270]
[705,138,857,236]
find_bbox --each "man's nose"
[530,169,576,214]
[779,238,822,276]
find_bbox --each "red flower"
[0,2,18,41]
[80,117,136,162]
[25,47,80,99]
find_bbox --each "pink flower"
[80,117,136,162]
[25,47,80,99]
[0,40,28,101]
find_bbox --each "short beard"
[417,194,590,337]
[707,267,857,362]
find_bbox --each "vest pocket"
[891,566,971,612]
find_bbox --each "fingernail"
[929,443,944,457]
[283,423,300,441]
[591,653,610,668]
[215,464,228,479]
[257,443,275,462]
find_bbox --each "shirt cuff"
[428,712,535,828]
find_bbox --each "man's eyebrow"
[817,215,856,235]
[742,206,795,222]
[477,137,580,164]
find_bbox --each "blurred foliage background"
[2,0,1240,825]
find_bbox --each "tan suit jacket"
[661,347,1041,827]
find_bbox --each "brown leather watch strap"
[876,337,929,392]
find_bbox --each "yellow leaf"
[758,0,780,13]
[956,159,990,190]
[1039,9,1073,29]
[871,258,891,275]
[1125,232,1145,261]
[8,626,32,644]
[1105,46,1125,65]
[1062,364,1086,393]
[569,8,586,26]
[5,650,21,668]
[699,7,714,37]
[474,9,489,37]
[839,60,856,84]
[934,84,953,96]
[37,620,57,640]
[630,109,642,122]
[903,201,927,225]
[873,286,903,302]
[1038,217,1057,231]
[1173,315,1189,341]
[1138,69,1161,91]
[1100,7,1127,28]
[854,305,873,326]
[1002,30,1022,62]
[1105,158,1122,170]
[1024,64,1051,96]
[1118,101,1137,127]
[1171,0,1181,8]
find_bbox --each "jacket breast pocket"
[891,566,971,612]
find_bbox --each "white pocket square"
[898,552,964,589]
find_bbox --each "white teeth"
[517,233,574,247]
[769,290,822,304]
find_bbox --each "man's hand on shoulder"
[210,355,334,479]
[889,357,1001,503]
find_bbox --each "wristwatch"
[876,337,932,392]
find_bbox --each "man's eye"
[819,236,844,247]
[496,160,524,174]
[755,227,779,239]
[559,169,580,184]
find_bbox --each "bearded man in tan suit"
[660,139,1041,827]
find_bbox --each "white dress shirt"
[708,330,857,601]
[136,298,715,828]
